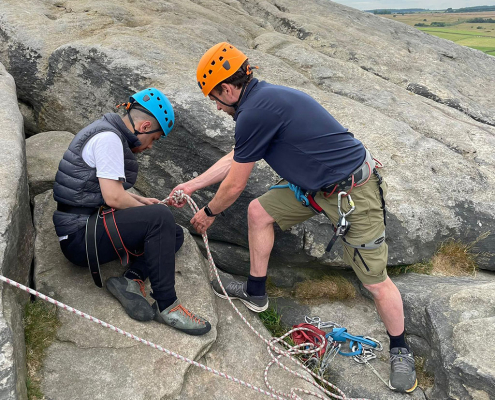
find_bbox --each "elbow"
[229,182,246,196]
[102,194,120,209]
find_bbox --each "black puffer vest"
[53,113,140,236]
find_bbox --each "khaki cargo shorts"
[258,174,389,285]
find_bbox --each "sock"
[124,269,143,281]
[388,330,409,351]
[157,296,178,312]
[246,275,267,297]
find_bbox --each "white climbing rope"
[0,191,371,400]
[159,191,370,400]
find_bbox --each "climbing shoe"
[389,347,418,393]
[153,300,211,336]
[211,274,268,313]
[106,276,155,321]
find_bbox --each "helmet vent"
[202,81,206,86]
[164,110,168,114]
[159,105,163,109]
[211,60,216,66]
[219,56,224,61]
[150,93,154,96]
[165,118,168,122]
[203,74,207,78]
[157,97,161,100]
[208,69,212,74]
[168,121,173,128]
[222,48,227,52]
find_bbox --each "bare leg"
[247,199,276,277]
[363,277,405,336]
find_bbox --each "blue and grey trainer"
[153,300,211,336]
[389,347,418,393]
[211,275,268,313]
[106,276,155,321]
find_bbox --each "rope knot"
[172,190,186,204]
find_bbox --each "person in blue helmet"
[53,88,211,336]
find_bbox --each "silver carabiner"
[304,316,322,329]
[337,191,355,218]
[362,336,383,351]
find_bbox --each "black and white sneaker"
[211,274,268,313]
[389,347,418,393]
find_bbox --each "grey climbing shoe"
[389,347,418,393]
[153,300,211,336]
[106,276,155,321]
[211,275,268,313]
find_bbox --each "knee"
[175,224,184,253]
[363,277,391,300]
[248,200,273,227]
[149,204,175,226]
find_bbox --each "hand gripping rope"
[0,191,371,400]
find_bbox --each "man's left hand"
[191,208,215,234]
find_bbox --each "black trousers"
[60,204,184,301]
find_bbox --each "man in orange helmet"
[169,42,417,392]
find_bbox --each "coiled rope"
[0,191,371,400]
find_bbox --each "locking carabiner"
[337,191,355,218]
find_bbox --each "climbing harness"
[1,191,372,400]
[269,149,386,253]
[85,206,143,288]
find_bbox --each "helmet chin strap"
[211,82,248,111]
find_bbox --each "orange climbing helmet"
[196,42,248,96]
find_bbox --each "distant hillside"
[450,5,495,13]
[367,5,495,14]
[366,8,428,14]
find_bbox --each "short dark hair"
[128,105,161,131]
[213,60,253,94]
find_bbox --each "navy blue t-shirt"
[233,79,365,192]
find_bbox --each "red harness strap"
[101,208,143,268]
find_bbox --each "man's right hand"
[167,183,195,208]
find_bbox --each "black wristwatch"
[204,205,224,217]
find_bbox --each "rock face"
[393,273,495,400]
[0,63,35,400]
[1,0,494,277]
[25,131,74,201]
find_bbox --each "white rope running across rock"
[0,191,372,400]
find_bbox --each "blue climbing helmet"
[128,88,175,137]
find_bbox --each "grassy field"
[381,12,495,56]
